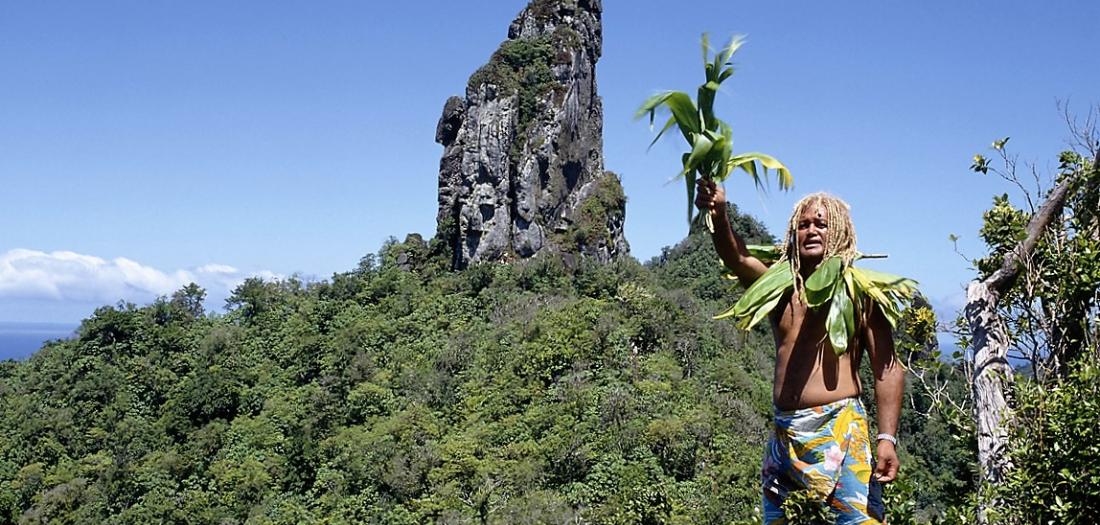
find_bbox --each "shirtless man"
[695,180,904,524]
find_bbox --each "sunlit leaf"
[855,267,918,293]
[729,157,760,187]
[636,91,700,142]
[720,261,918,355]
[717,35,745,65]
[805,257,843,307]
[745,288,785,330]
[729,152,792,190]
[827,280,854,354]
[746,244,781,264]
[715,261,792,322]
[683,133,714,177]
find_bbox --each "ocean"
[0,322,78,361]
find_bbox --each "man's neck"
[798,258,822,279]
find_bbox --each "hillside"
[0,205,973,524]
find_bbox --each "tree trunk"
[966,280,1014,483]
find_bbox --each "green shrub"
[999,356,1100,524]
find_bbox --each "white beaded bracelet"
[876,433,897,446]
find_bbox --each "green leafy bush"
[998,356,1100,524]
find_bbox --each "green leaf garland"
[717,256,918,355]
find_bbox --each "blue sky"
[1,1,1097,324]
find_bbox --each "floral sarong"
[761,397,884,524]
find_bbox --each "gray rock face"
[435,0,628,269]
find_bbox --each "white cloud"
[0,248,280,304]
[195,263,238,274]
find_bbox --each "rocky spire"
[435,0,628,269]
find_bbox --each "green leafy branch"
[636,34,792,233]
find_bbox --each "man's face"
[796,202,828,267]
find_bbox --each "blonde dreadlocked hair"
[779,192,859,300]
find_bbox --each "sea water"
[0,322,78,361]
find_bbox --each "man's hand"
[694,179,726,215]
[692,178,767,286]
[874,440,899,483]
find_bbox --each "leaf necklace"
[715,247,917,355]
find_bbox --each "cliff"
[435,0,628,269]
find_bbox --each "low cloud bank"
[0,248,279,305]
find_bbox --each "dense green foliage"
[0,205,973,524]
[567,171,627,252]
[996,356,1100,524]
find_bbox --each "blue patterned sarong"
[761,397,885,524]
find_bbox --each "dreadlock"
[779,192,859,301]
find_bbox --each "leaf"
[700,33,711,66]
[685,167,697,225]
[729,157,760,186]
[745,244,781,263]
[728,152,792,190]
[844,268,861,325]
[970,154,990,174]
[840,284,855,349]
[636,91,666,123]
[826,282,854,354]
[717,65,734,84]
[849,267,910,329]
[843,268,857,302]
[700,127,723,144]
[717,34,745,66]
[698,84,716,131]
[805,279,837,308]
[737,152,793,190]
[805,257,843,307]
[854,267,918,293]
[715,262,793,323]
[659,92,701,136]
[878,299,902,329]
[732,262,792,313]
[636,91,700,142]
[637,36,794,235]
[682,133,714,178]
[850,267,888,304]
[647,115,679,151]
[744,288,785,330]
[708,135,732,180]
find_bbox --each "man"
[695,180,904,524]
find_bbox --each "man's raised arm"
[695,180,769,287]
